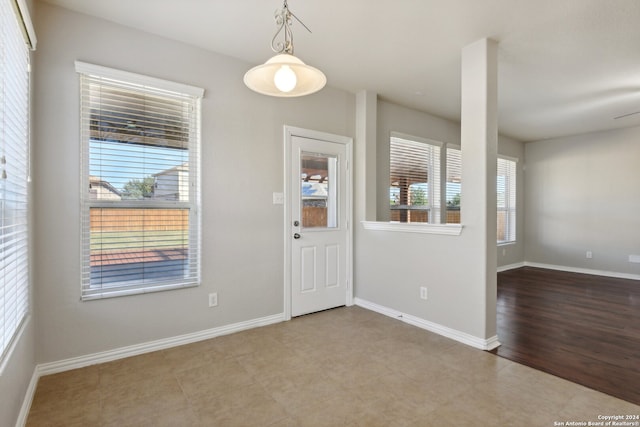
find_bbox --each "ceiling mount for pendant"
[244,0,326,97]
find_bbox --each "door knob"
[293,233,301,239]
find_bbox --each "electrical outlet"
[586,251,593,259]
[629,255,640,264]
[208,293,218,307]
[420,287,428,300]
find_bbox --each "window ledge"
[361,221,463,236]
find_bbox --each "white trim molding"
[354,298,500,351]
[361,221,463,236]
[497,262,526,272]
[15,369,39,427]
[523,262,640,281]
[74,61,205,98]
[497,261,640,280]
[0,315,31,376]
[14,0,37,50]
[390,131,443,148]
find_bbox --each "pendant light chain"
[271,1,294,54]
[271,0,313,55]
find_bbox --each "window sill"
[361,221,463,236]
[82,281,199,301]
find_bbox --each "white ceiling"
[41,0,640,142]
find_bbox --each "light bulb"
[274,65,297,93]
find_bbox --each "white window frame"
[0,0,35,370]
[497,155,517,244]
[76,62,204,300]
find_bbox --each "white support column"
[460,38,499,341]
[355,90,377,221]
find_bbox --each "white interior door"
[286,128,351,317]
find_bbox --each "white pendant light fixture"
[244,0,326,97]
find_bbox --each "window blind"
[1,0,33,364]
[389,133,441,223]
[76,62,203,300]
[445,146,462,224]
[497,156,517,243]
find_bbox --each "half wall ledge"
[360,221,463,236]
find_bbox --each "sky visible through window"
[90,140,187,191]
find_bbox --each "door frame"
[283,125,353,321]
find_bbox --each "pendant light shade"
[244,1,326,97]
[244,53,326,97]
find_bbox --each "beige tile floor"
[27,306,639,426]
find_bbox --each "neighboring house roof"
[153,162,188,177]
[89,175,121,196]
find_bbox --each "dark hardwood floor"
[492,267,640,405]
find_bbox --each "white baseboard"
[497,262,525,272]
[496,261,640,281]
[523,262,640,281]
[354,298,500,351]
[15,369,39,427]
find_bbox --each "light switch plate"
[272,192,284,205]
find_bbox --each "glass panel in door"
[300,152,338,229]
